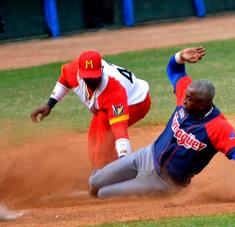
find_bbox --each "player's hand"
[118,150,129,158]
[31,105,52,123]
[180,47,206,63]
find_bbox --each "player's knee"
[89,170,102,193]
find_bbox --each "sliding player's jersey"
[153,55,235,186]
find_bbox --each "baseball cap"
[78,51,102,78]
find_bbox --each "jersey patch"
[112,104,124,116]
[172,112,207,151]
[178,108,186,119]
[230,130,235,139]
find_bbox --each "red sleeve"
[99,77,129,139]
[111,121,129,140]
[175,76,192,106]
[205,114,235,156]
[58,58,80,88]
[104,78,129,126]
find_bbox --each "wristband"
[47,97,58,108]
[175,52,185,64]
[115,138,131,158]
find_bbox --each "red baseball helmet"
[79,51,102,79]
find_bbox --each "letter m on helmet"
[85,60,94,69]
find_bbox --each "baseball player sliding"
[31,51,151,169]
[89,46,235,198]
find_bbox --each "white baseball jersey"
[50,59,149,116]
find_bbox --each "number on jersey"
[106,61,133,84]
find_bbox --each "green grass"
[0,39,235,132]
[90,213,235,227]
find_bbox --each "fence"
[0,0,235,41]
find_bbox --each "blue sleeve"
[227,149,235,160]
[166,55,187,91]
[231,151,235,160]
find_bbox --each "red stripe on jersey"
[205,114,235,155]
[58,58,80,88]
[175,76,192,106]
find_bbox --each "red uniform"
[50,57,151,168]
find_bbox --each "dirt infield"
[0,14,235,226]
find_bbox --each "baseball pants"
[89,144,175,198]
[88,93,151,169]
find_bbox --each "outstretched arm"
[31,61,80,123]
[167,47,206,89]
[31,81,70,123]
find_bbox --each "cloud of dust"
[0,203,24,221]
[0,126,91,208]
